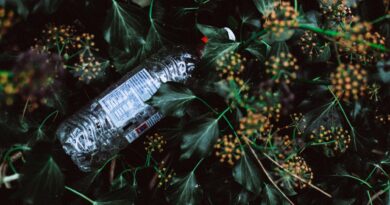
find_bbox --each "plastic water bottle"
[56,46,198,172]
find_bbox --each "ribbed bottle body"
[56,46,198,171]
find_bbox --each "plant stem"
[371,14,390,24]
[298,24,389,52]
[263,152,332,198]
[195,97,218,114]
[65,186,95,204]
[243,137,295,205]
[366,190,373,205]
[333,174,372,189]
[239,29,268,50]
[192,158,204,172]
[38,110,59,130]
[327,86,357,150]
[217,107,231,121]
[294,0,298,12]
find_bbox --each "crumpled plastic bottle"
[56,46,198,172]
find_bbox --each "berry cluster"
[330,63,368,102]
[9,50,65,111]
[309,126,351,154]
[34,24,108,83]
[263,1,299,37]
[319,0,353,25]
[265,52,299,84]
[156,161,175,189]
[298,31,329,59]
[290,113,307,135]
[279,155,314,189]
[375,114,390,125]
[237,111,273,141]
[247,88,283,123]
[0,71,17,106]
[215,51,249,108]
[263,134,295,161]
[214,134,242,166]
[0,7,14,39]
[336,20,387,64]
[34,25,77,55]
[144,133,167,154]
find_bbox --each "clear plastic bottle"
[56,46,198,172]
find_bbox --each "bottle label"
[124,112,163,143]
[98,69,161,128]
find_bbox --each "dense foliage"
[0,0,389,204]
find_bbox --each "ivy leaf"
[111,175,129,191]
[197,24,231,41]
[167,171,203,205]
[143,0,168,55]
[261,183,290,205]
[4,0,61,18]
[312,44,331,62]
[17,141,64,205]
[197,24,240,66]
[109,46,145,73]
[203,41,240,66]
[180,117,219,160]
[132,0,150,8]
[233,151,263,195]
[233,189,251,205]
[95,184,137,205]
[33,0,62,14]
[378,63,390,83]
[104,0,146,52]
[252,0,275,17]
[244,39,269,62]
[149,83,196,117]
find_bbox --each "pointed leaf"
[202,41,240,66]
[197,24,231,41]
[18,142,64,204]
[233,151,263,195]
[95,185,136,205]
[197,24,240,65]
[33,0,62,14]
[261,183,290,205]
[149,83,196,117]
[167,172,203,205]
[104,0,146,52]
[252,0,276,16]
[180,118,219,160]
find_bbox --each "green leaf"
[261,183,290,205]
[180,117,219,160]
[104,0,146,53]
[378,64,390,83]
[233,189,251,205]
[202,41,240,66]
[197,24,240,66]
[95,184,137,205]
[252,0,276,16]
[109,47,144,73]
[145,0,167,54]
[167,172,203,205]
[111,175,129,191]
[18,142,64,205]
[233,151,263,195]
[197,24,231,41]
[312,44,331,62]
[149,83,196,117]
[132,0,150,8]
[33,0,62,14]
[4,0,61,18]
[244,39,269,62]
